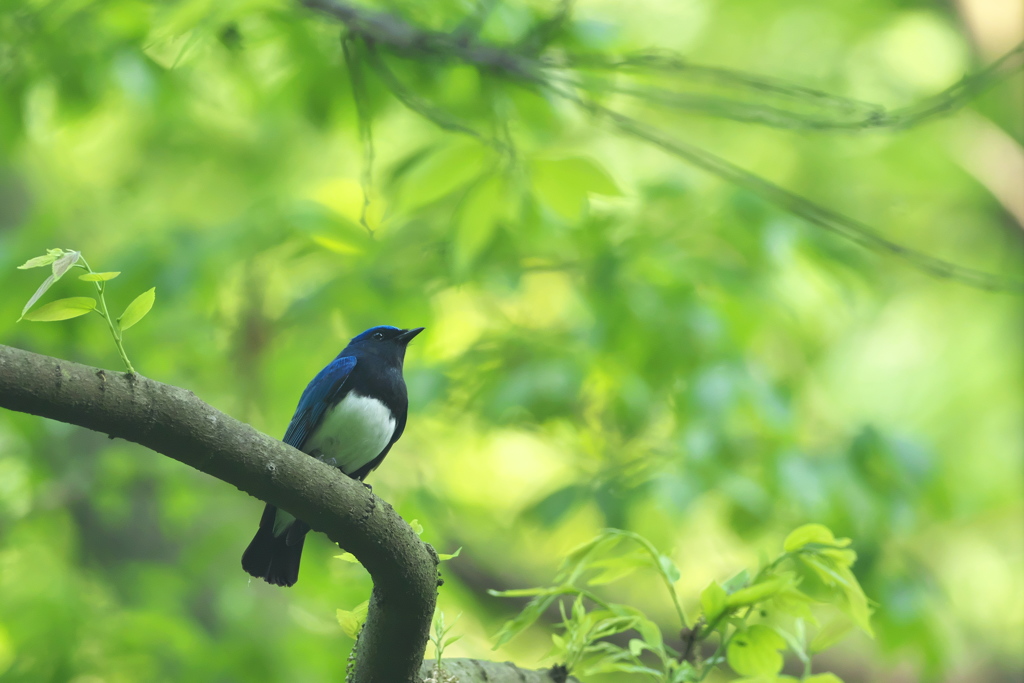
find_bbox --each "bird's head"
[345,325,424,365]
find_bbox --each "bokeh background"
[0,0,1021,681]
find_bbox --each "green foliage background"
[0,0,1021,681]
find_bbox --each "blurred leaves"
[0,0,1021,681]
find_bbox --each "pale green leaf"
[487,586,558,598]
[798,556,873,636]
[784,524,850,552]
[769,587,817,621]
[117,287,156,331]
[701,581,728,621]
[399,141,491,210]
[491,592,560,648]
[334,552,360,563]
[727,625,787,677]
[586,551,647,585]
[19,274,56,318]
[635,617,663,650]
[78,271,121,282]
[438,547,462,561]
[805,673,845,683]
[722,568,751,593]
[17,250,61,269]
[22,297,97,322]
[809,616,855,653]
[726,577,790,608]
[336,601,369,639]
[409,519,424,535]
[51,250,81,279]
[657,555,681,583]
[530,156,621,221]
[312,234,363,255]
[452,174,506,274]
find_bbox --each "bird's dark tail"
[241,504,307,587]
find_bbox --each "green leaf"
[336,600,369,639]
[774,624,809,664]
[530,156,621,221]
[118,287,156,331]
[722,568,751,594]
[334,552,360,563]
[79,271,121,282]
[17,249,63,269]
[784,524,850,553]
[726,625,787,677]
[51,250,81,279]
[701,581,728,621]
[726,577,790,608]
[491,591,560,648]
[805,673,845,683]
[452,174,506,274]
[559,532,622,582]
[635,617,663,651]
[409,519,424,535]
[769,586,816,620]
[809,616,855,653]
[488,586,558,598]
[399,141,491,210]
[586,550,648,585]
[797,556,873,636]
[18,249,82,319]
[22,297,97,321]
[657,555,681,583]
[438,547,462,561]
[19,275,56,319]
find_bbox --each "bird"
[241,325,424,587]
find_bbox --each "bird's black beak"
[395,327,425,344]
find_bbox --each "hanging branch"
[343,35,377,236]
[299,0,1023,292]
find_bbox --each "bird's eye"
[372,332,385,341]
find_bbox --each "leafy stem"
[78,256,135,374]
[16,248,155,375]
[695,607,754,683]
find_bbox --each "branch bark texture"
[420,659,579,683]
[0,344,436,683]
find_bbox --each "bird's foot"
[315,454,338,468]
[361,481,373,492]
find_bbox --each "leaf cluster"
[16,249,156,374]
[491,524,873,682]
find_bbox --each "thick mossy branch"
[0,344,436,683]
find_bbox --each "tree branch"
[419,659,579,683]
[0,344,437,683]
[0,344,582,682]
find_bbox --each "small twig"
[343,35,377,237]
[548,82,1024,293]
[363,42,505,151]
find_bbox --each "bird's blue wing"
[282,356,357,450]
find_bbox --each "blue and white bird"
[241,325,424,587]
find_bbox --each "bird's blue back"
[282,355,357,449]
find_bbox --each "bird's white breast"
[303,392,396,476]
